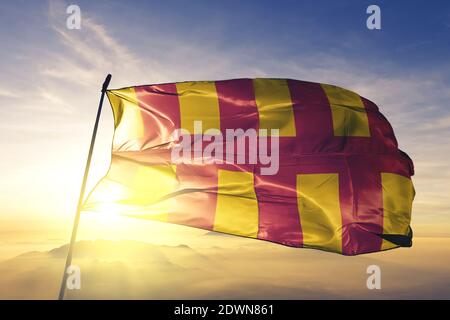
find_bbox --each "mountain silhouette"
[0,238,449,299]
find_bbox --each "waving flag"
[83,78,414,255]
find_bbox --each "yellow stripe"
[253,78,296,136]
[321,84,370,137]
[83,156,177,222]
[176,81,221,133]
[107,88,144,142]
[297,173,342,253]
[214,170,259,238]
[381,173,414,250]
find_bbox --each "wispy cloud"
[0,88,20,98]
[45,0,145,87]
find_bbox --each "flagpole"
[58,74,112,300]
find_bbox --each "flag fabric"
[83,78,415,255]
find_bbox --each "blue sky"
[0,0,449,235]
[2,1,450,78]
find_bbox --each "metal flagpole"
[58,74,112,300]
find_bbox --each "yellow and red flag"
[83,78,415,255]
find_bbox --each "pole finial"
[102,74,112,93]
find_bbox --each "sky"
[0,0,450,253]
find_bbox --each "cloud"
[420,114,450,131]
[0,88,20,98]
[1,239,450,299]
[45,0,144,88]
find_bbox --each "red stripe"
[287,79,335,154]
[215,79,259,133]
[170,164,217,230]
[135,84,180,149]
[215,79,259,164]
[340,156,383,255]
[255,167,302,247]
